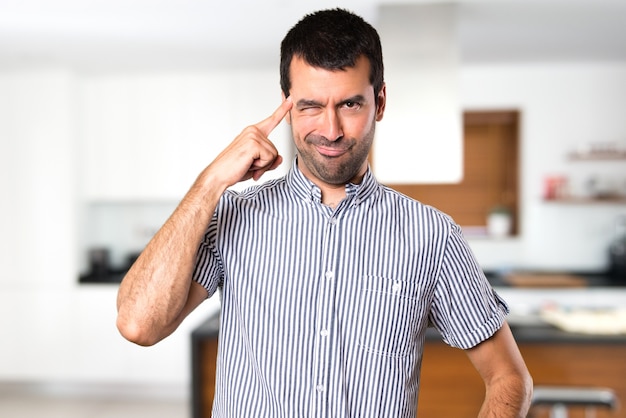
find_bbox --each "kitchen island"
[191,308,625,418]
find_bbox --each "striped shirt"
[193,158,508,418]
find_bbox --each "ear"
[375,83,386,122]
[282,91,292,125]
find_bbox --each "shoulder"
[220,176,291,208]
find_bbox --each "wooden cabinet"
[387,111,520,235]
[418,340,625,418]
[191,315,220,418]
[191,316,626,417]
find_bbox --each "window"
[384,111,520,236]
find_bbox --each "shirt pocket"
[356,275,423,358]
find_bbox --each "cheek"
[349,114,375,135]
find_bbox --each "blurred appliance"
[88,247,111,277]
[609,216,626,283]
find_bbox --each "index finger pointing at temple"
[256,97,293,137]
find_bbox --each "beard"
[293,119,376,186]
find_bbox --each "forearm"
[466,323,534,418]
[116,99,291,346]
[116,170,224,345]
[478,373,533,418]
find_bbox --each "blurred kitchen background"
[1,0,625,417]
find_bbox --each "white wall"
[0,70,77,289]
[1,62,625,391]
[0,69,79,379]
[0,69,219,391]
[461,63,626,271]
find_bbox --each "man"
[117,8,532,417]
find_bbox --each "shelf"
[544,196,626,204]
[567,151,626,161]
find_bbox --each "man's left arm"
[465,321,533,418]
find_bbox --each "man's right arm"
[116,98,293,346]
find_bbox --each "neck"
[295,158,368,208]
[320,185,347,209]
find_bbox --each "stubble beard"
[294,122,376,186]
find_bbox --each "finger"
[251,155,283,181]
[256,97,293,137]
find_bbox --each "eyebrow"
[296,99,323,108]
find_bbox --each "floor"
[0,382,189,418]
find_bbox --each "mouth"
[315,145,349,158]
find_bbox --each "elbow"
[523,370,535,409]
[116,313,161,347]
[512,367,534,417]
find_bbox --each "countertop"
[485,270,622,288]
[191,310,626,345]
[81,269,623,286]
[79,269,126,284]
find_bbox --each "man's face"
[285,55,386,186]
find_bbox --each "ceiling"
[0,0,624,73]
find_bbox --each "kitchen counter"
[191,311,626,418]
[79,268,624,286]
[191,310,626,345]
[79,271,125,284]
[187,271,626,417]
[485,270,622,288]
[426,323,626,344]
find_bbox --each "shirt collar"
[286,157,379,206]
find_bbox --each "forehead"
[288,55,373,99]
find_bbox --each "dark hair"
[280,8,384,100]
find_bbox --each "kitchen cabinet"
[81,73,236,200]
[0,69,224,385]
[191,314,220,418]
[81,70,291,201]
[0,70,77,287]
[0,284,219,384]
[374,4,463,185]
[418,336,625,418]
[191,313,626,418]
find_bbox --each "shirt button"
[392,281,401,293]
[316,385,325,392]
[328,218,337,225]
[320,329,329,337]
[325,271,334,280]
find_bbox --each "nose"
[319,108,343,141]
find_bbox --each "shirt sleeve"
[428,223,509,349]
[191,199,225,298]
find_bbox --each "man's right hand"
[117,98,293,347]
[205,97,293,189]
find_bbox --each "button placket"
[313,213,339,416]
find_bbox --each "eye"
[343,101,361,110]
[298,105,321,115]
[296,100,322,114]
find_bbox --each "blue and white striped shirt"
[193,159,508,418]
